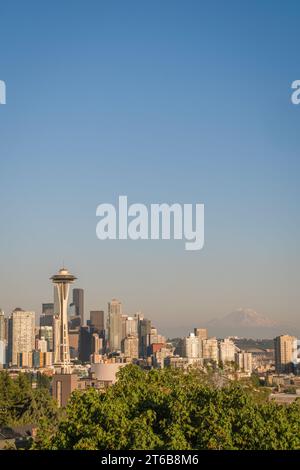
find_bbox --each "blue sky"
[0,0,299,335]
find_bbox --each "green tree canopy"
[0,371,58,427]
[33,365,300,450]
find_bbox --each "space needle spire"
[51,267,77,373]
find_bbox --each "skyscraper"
[40,325,53,351]
[138,317,151,358]
[51,267,77,373]
[122,335,139,359]
[107,299,122,352]
[124,315,138,338]
[274,335,297,373]
[90,310,105,337]
[149,326,165,345]
[183,332,202,359]
[72,288,84,326]
[121,314,128,341]
[8,308,35,366]
[40,312,54,327]
[0,311,6,368]
[68,329,80,359]
[92,332,103,355]
[0,310,5,342]
[42,303,54,315]
[78,326,92,362]
[194,328,208,340]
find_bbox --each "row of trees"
[33,365,300,450]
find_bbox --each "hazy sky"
[0,1,299,336]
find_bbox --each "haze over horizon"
[1,284,298,340]
[0,1,299,333]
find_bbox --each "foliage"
[0,371,58,427]
[36,372,52,390]
[32,365,300,450]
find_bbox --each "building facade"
[235,351,253,374]
[72,288,84,326]
[90,310,105,337]
[8,308,35,366]
[219,338,236,363]
[107,299,122,352]
[274,335,298,373]
[122,334,139,359]
[183,333,202,359]
[0,310,5,341]
[202,337,218,362]
[194,328,208,340]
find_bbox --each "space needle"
[51,267,77,373]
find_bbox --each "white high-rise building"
[235,352,253,374]
[219,338,236,363]
[183,333,202,359]
[107,299,122,352]
[51,267,77,373]
[124,316,138,338]
[10,308,35,366]
[0,340,6,367]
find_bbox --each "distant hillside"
[206,308,297,339]
[233,338,274,351]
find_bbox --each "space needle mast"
[51,267,77,373]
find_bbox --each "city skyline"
[0,264,299,453]
[0,265,299,339]
[1,282,298,378]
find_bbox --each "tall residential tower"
[8,308,35,366]
[274,334,297,373]
[107,299,122,352]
